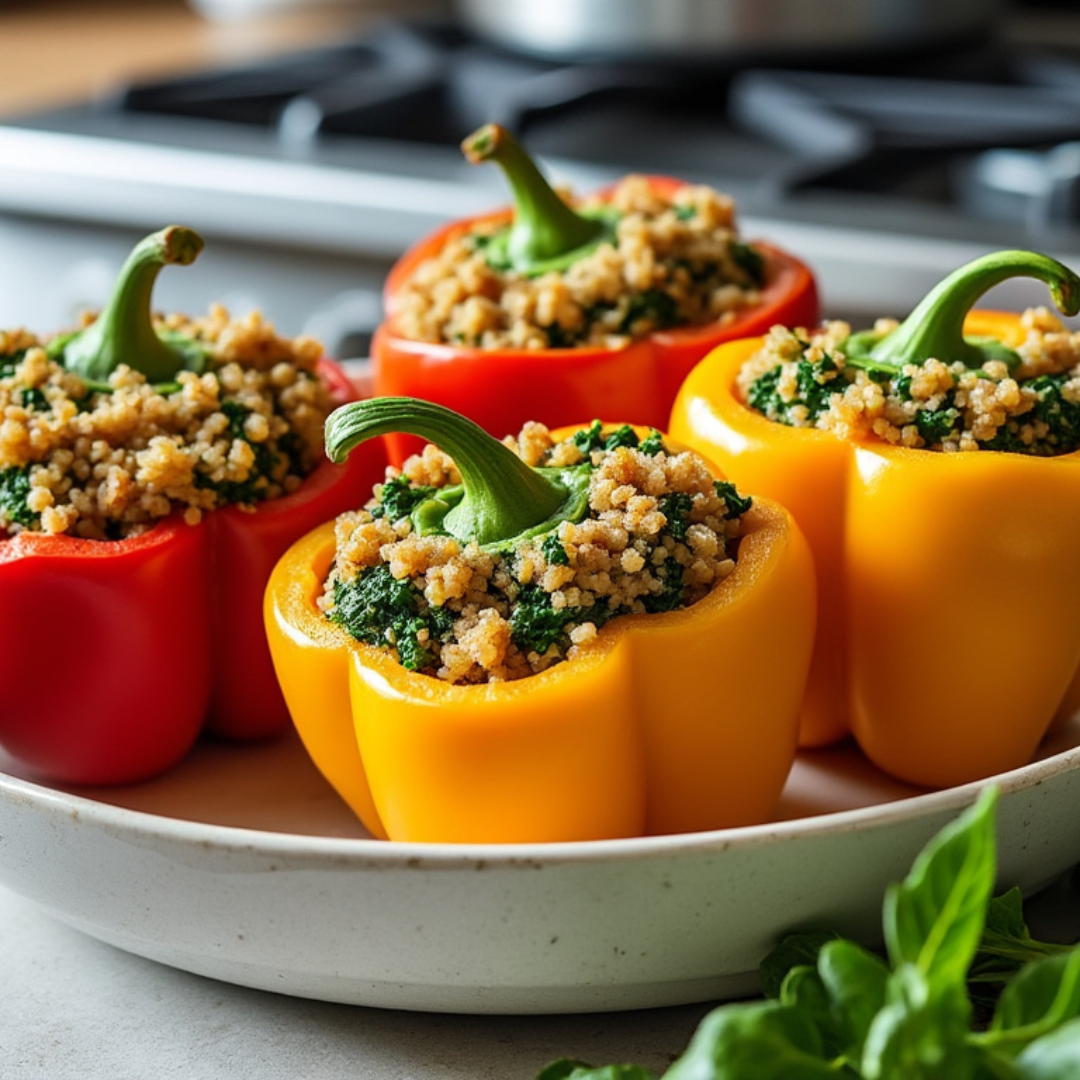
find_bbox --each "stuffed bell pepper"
[371,123,818,461]
[0,226,385,785]
[265,398,815,843]
[669,249,1080,788]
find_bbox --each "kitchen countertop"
[0,0,422,118]
[0,883,714,1080]
[5,870,1079,1079]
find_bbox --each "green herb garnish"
[533,790,1080,1080]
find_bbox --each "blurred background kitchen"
[3,0,1080,357]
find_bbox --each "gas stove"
[2,10,1080,353]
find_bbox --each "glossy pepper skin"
[669,251,1080,788]
[0,228,385,785]
[372,124,818,462]
[265,401,816,844]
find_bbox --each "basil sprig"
[539,789,1080,1080]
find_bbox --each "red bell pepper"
[372,124,818,462]
[0,227,384,784]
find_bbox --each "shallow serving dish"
[1,717,1079,1015]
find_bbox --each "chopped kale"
[642,557,685,614]
[510,585,577,654]
[746,353,840,426]
[193,399,279,505]
[19,387,48,411]
[730,242,766,286]
[981,373,1080,456]
[914,403,959,445]
[658,492,694,541]
[572,419,605,455]
[394,616,439,672]
[603,424,639,451]
[673,204,697,221]
[543,323,577,349]
[638,429,666,455]
[571,421,642,455]
[713,480,753,520]
[541,532,569,566]
[669,258,717,285]
[0,349,26,380]
[745,366,784,417]
[509,585,612,655]
[1024,374,1080,454]
[0,464,37,528]
[370,474,438,522]
[620,290,679,333]
[276,429,305,479]
[329,564,452,672]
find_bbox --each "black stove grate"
[114,19,1080,227]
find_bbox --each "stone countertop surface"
[0,883,717,1080]
[6,874,1080,1079]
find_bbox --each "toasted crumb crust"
[0,306,333,539]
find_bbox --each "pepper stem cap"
[61,226,205,384]
[325,397,575,547]
[869,249,1080,371]
[462,123,610,276]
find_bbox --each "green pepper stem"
[870,249,1080,371]
[62,226,205,384]
[462,123,609,275]
[325,397,573,547]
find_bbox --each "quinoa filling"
[320,422,752,684]
[738,308,1080,454]
[0,307,333,540]
[394,176,766,351]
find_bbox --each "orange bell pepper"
[265,401,815,843]
[670,250,1080,787]
[372,124,818,463]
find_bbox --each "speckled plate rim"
[3,729,1079,868]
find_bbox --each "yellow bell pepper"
[265,400,815,843]
[670,250,1080,788]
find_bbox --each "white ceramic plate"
[2,720,1080,1015]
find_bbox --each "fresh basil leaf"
[779,965,848,1060]
[862,964,975,1080]
[535,1063,656,1080]
[981,950,1080,1054]
[883,788,998,986]
[664,1000,835,1080]
[819,938,891,1062]
[969,1052,1028,1080]
[759,931,840,999]
[1013,1016,1080,1079]
[987,889,1028,940]
[536,1062,592,1080]
[971,890,1072,992]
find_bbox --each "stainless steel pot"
[457,0,1000,63]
